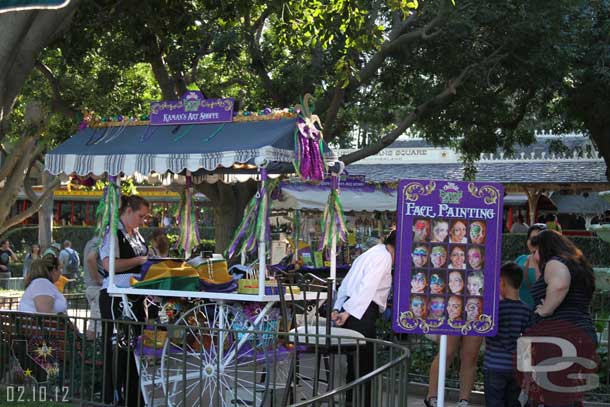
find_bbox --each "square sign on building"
[392,179,504,337]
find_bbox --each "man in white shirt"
[331,230,396,405]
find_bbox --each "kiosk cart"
[45,98,348,406]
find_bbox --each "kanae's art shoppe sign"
[392,179,504,336]
[150,91,234,125]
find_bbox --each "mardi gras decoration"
[293,94,326,182]
[227,177,280,259]
[174,176,200,256]
[95,181,120,241]
[319,188,348,251]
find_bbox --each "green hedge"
[502,233,610,266]
[5,227,610,266]
[3,226,215,257]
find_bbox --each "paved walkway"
[406,396,484,407]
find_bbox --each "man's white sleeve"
[343,252,391,319]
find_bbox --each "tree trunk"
[0,2,79,135]
[195,181,258,254]
[38,172,55,249]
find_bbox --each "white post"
[240,247,247,265]
[258,168,268,297]
[108,175,120,290]
[437,334,448,407]
[330,173,339,291]
[330,223,337,292]
[184,172,192,260]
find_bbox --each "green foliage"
[3,226,215,258]
[501,233,610,266]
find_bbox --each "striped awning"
[45,118,336,179]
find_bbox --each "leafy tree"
[9,0,609,251]
[0,3,79,241]
[542,1,610,179]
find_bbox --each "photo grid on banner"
[392,179,504,337]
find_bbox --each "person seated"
[18,256,67,314]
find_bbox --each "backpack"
[64,248,80,274]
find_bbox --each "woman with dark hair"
[98,194,150,406]
[515,223,547,308]
[526,230,597,406]
[19,255,66,314]
[529,230,596,341]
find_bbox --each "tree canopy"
[2,0,609,247]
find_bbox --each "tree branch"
[340,60,480,165]
[35,61,78,117]
[499,87,536,130]
[0,132,37,182]
[0,176,60,236]
[244,7,282,104]
[322,8,448,140]
[145,35,178,100]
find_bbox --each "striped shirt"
[484,299,531,372]
[529,256,596,343]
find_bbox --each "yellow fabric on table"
[130,260,200,286]
[194,259,232,284]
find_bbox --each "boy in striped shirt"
[484,262,531,407]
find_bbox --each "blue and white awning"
[45,119,336,180]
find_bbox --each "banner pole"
[437,334,448,407]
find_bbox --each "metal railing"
[0,310,410,406]
[0,277,25,291]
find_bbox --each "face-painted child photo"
[448,245,466,269]
[428,296,446,320]
[469,221,486,244]
[447,295,463,320]
[410,271,427,294]
[448,270,464,294]
[429,272,445,294]
[467,271,484,296]
[410,295,427,319]
[467,246,484,270]
[430,245,447,268]
[412,245,429,268]
[449,220,468,244]
[465,296,483,321]
[431,220,449,243]
[413,219,430,242]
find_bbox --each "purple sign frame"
[150,91,234,126]
[392,179,504,337]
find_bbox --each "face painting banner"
[392,179,504,336]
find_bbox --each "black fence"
[0,309,409,406]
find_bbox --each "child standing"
[484,262,531,407]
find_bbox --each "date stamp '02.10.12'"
[4,385,70,404]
